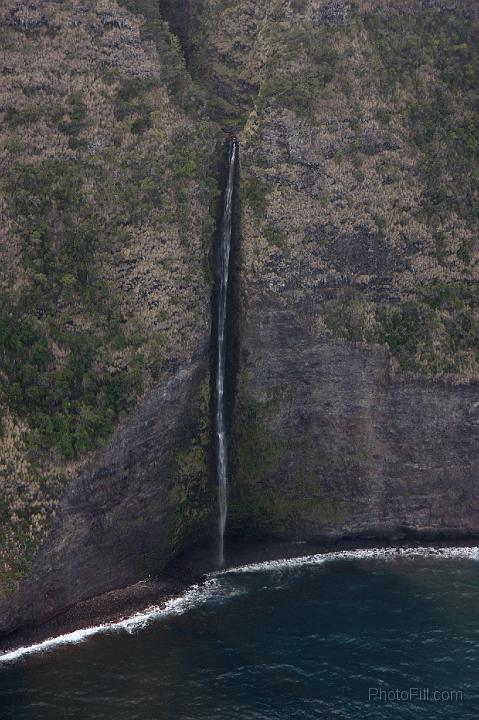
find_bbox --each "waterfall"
[215,137,237,566]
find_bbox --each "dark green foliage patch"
[1,160,143,459]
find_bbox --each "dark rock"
[230,303,479,541]
[0,353,214,637]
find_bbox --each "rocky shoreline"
[2,533,479,659]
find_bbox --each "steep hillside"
[237,0,479,374]
[183,0,479,372]
[0,0,218,597]
[224,0,479,536]
[1,0,478,636]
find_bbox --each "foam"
[216,545,479,575]
[0,578,234,665]
[2,545,477,665]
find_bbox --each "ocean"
[1,546,478,719]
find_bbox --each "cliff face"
[0,0,217,631]
[227,0,479,536]
[1,0,479,637]
[230,303,479,539]
[0,357,213,634]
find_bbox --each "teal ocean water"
[1,547,478,719]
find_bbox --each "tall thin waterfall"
[216,137,237,566]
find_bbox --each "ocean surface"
[0,547,478,719]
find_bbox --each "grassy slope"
[237,0,479,375]
[185,0,479,376]
[0,0,219,591]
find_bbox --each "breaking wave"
[2,545,478,665]
[0,578,238,665]
[216,545,479,575]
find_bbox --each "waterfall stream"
[215,138,237,566]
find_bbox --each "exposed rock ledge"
[0,352,213,637]
[230,305,479,540]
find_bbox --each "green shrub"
[118,0,159,20]
[4,104,64,128]
[0,295,141,458]
[375,283,479,374]
[113,77,162,134]
[58,92,87,137]
[290,0,307,12]
[241,177,270,217]
[1,158,145,458]
[377,300,438,371]
[365,9,479,224]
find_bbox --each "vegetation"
[168,380,214,553]
[0,412,64,591]
[230,378,290,531]
[114,77,159,134]
[319,283,479,376]
[59,92,88,148]
[4,103,63,129]
[258,25,339,118]
[378,284,479,374]
[365,9,479,226]
[119,0,206,113]
[237,3,478,381]
[241,177,270,217]
[0,0,219,589]
[1,159,142,459]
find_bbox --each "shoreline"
[1,535,479,661]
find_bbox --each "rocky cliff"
[228,0,479,537]
[0,0,218,632]
[1,0,478,637]
[0,356,213,634]
[230,304,479,540]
